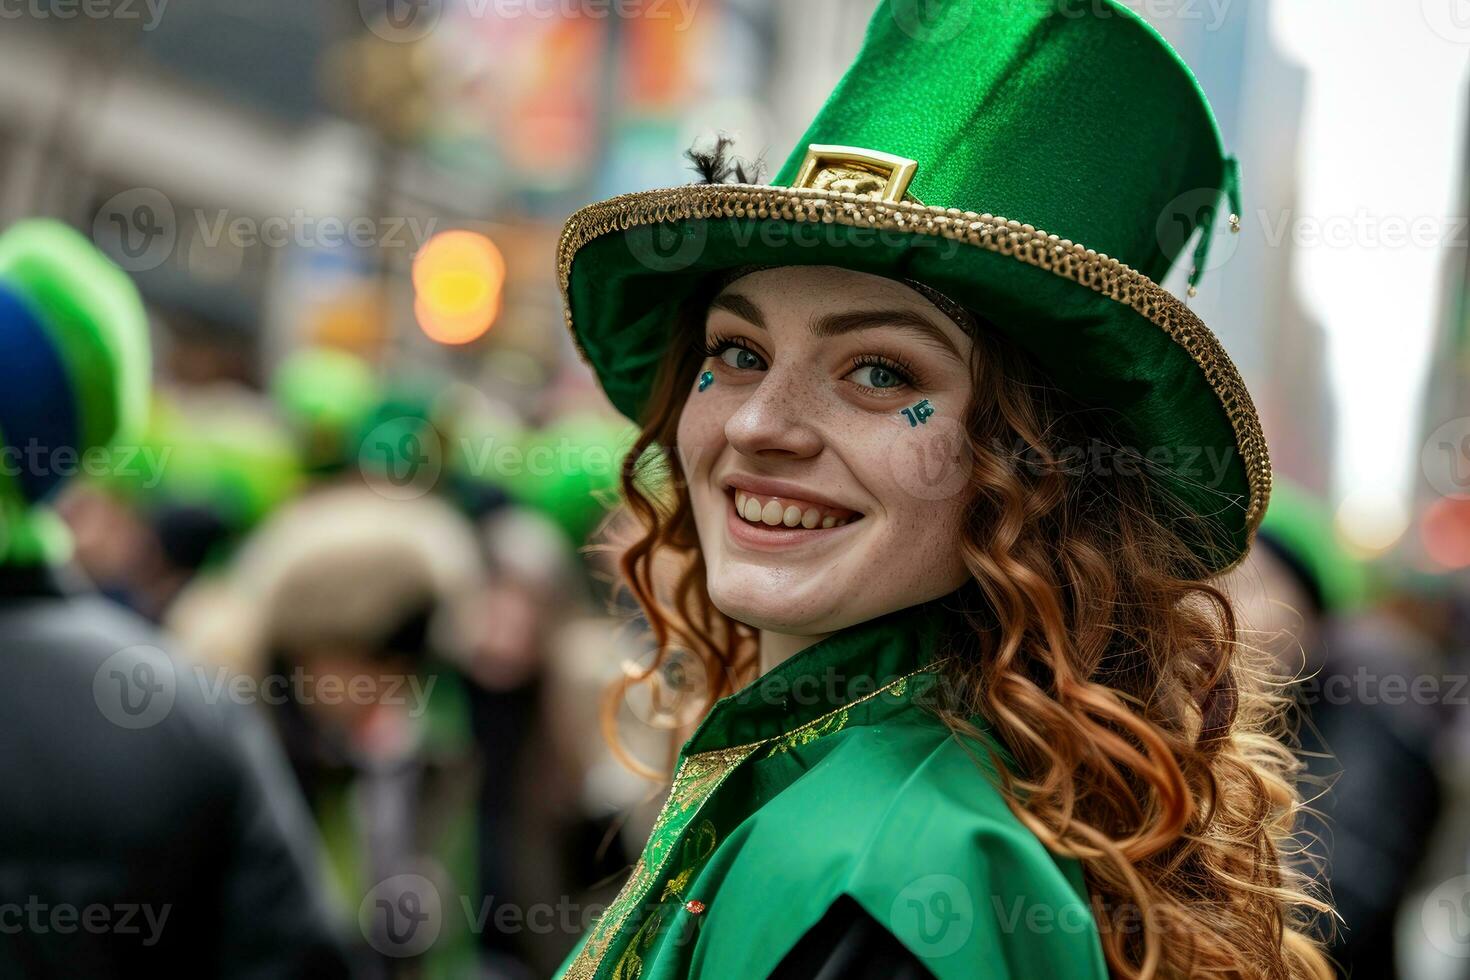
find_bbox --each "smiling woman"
[679,268,977,649]
[551,2,1332,979]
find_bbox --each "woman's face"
[676,265,976,637]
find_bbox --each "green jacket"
[557,596,1109,979]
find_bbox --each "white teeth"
[732,489,858,530]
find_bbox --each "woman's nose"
[724,368,824,460]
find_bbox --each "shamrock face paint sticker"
[899,398,935,427]
[697,370,714,392]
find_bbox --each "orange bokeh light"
[412,230,506,344]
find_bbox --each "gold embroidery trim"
[764,708,848,758]
[561,657,952,979]
[554,184,1271,549]
[660,818,718,902]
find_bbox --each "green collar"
[681,591,971,755]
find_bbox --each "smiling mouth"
[730,489,862,530]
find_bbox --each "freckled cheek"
[675,389,735,475]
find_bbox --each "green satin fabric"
[770,0,1226,285]
[555,597,1109,979]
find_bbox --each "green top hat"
[557,0,1267,572]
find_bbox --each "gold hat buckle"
[792,144,919,204]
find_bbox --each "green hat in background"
[558,0,1264,571]
[151,394,302,529]
[0,220,150,565]
[271,347,379,473]
[87,390,303,570]
[499,413,636,544]
[350,376,449,489]
[1256,478,1368,613]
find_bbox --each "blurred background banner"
[4,1,1470,977]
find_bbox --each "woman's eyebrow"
[708,293,766,329]
[708,293,963,362]
[809,309,962,361]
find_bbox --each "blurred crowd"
[7,211,1470,978]
[2,1,1470,978]
[92,359,700,977]
[0,217,687,978]
[63,355,651,977]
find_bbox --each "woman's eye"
[719,346,764,370]
[848,364,905,389]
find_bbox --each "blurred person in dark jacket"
[1224,479,1443,978]
[0,220,347,979]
